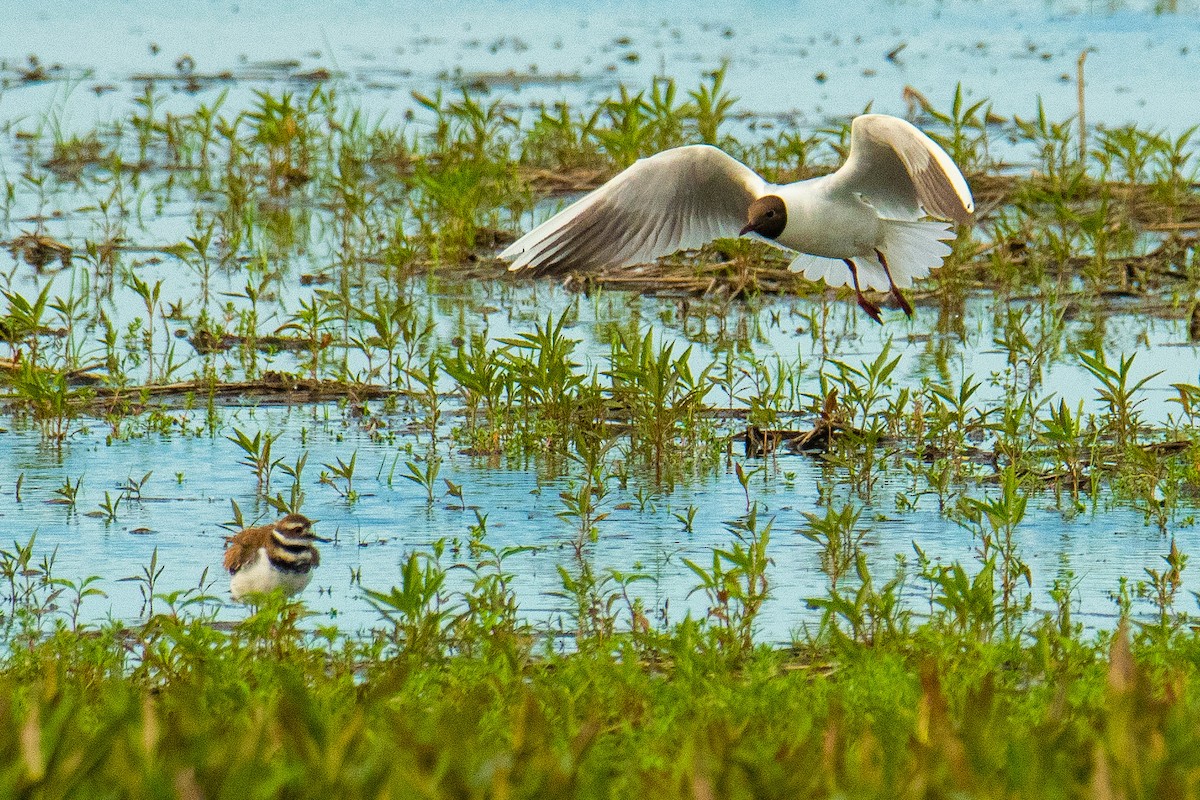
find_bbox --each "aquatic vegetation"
[2,52,1200,797]
[1,513,1200,796]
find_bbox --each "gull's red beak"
[739,223,755,236]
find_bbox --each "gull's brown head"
[740,195,787,239]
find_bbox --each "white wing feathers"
[828,114,974,224]
[502,145,767,275]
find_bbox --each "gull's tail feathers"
[877,218,955,288]
[790,253,853,288]
[789,218,954,291]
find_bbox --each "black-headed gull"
[501,113,974,321]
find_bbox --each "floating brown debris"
[128,70,235,87]
[469,245,934,307]
[518,165,609,194]
[742,424,797,458]
[5,233,72,270]
[1031,438,1194,487]
[454,69,581,92]
[0,358,104,385]
[1141,439,1191,456]
[787,390,849,453]
[43,137,107,179]
[18,55,51,83]
[188,330,315,354]
[741,390,849,457]
[472,226,519,250]
[292,68,334,83]
[555,253,813,300]
[91,371,390,409]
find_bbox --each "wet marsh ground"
[4,0,1200,795]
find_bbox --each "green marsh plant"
[320,451,358,504]
[1142,538,1187,637]
[684,504,772,654]
[401,456,442,505]
[958,465,1031,631]
[1080,350,1159,451]
[51,475,82,511]
[606,329,709,482]
[365,540,451,661]
[226,427,283,495]
[921,82,993,174]
[822,344,901,500]
[442,331,509,451]
[801,502,866,596]
[1,284,51,365]
[9,360,92,445]
[268,451,309,515]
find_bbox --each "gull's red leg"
[874,248,913,318]
[843,258,882,324]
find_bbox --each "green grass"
[2,568,1200,798]
[3,68,1200,796]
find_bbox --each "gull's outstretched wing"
[501,144,767,274]
[827,114,974,224]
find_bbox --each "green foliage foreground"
[4,598,1200,799]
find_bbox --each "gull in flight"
[501,114,974,322]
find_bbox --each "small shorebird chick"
[223,513,329,601]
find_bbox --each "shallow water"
[0,403,1183,640]
[6,0,1200,139]
[2,0,1199,640]
[0,282,1194,641]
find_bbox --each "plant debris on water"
[4,5,1200,794]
